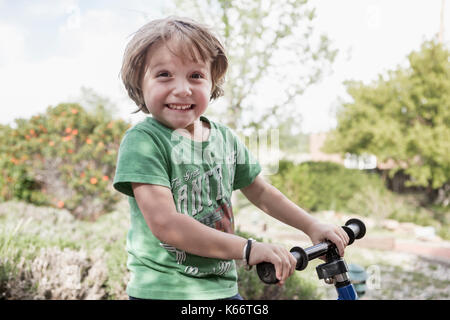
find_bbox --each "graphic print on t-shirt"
[161,153,237,273]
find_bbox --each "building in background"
[284,132,377,170]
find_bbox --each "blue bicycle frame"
[337,283,358,300]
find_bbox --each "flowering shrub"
[0,103,130,220]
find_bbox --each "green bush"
[270,161,387,213]
[0,103,130,220]
[268,161,450,238]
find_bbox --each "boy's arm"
[132,182,297,285]
[132,182,246,260]
[240,175,349,255]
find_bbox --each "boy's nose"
[172,79,192,97]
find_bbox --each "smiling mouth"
[165,104,195,111]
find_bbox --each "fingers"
[310,223,351,258]
[273,246,297,286]
[339,226,350,255]
[252,243,296,286]
[329,226,350,257]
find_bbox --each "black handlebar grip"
[342,218,366,245]
[256,262,278,284]
[290,246,308,271]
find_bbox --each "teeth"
[167,104,192,110]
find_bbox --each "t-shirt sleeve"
[113,129,171,197]
[231,131,262,190]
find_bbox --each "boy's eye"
[157,72,170,77]
[191,73,203,79]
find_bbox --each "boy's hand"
[306,222,350,258]
[247,242,297,286]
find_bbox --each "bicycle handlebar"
[256,218,366,284]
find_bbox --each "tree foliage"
[167,0,337,132]
[324,39,450,194]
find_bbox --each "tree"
[166,0,337,132]
[324,39,450,203]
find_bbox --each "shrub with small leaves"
[0,103,130,220]
[269,160,387,213]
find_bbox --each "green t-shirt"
[113,116,261,300]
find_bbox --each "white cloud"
[0,22,26,66]
[0,5,150,125]
[0,56,80,120]
[55,8,151,120]
[24,0,78,18]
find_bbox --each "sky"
[0,0,448,133]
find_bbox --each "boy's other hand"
[306,222,350,258]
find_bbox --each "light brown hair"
[121,16,228,113]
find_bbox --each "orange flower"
[80,172,86,178]
[86,138,93,144]
[102,175,109,181]
[65,127,72,134]
[71,129,78,135]
[68,149,74,154]
[63,136,72,142]
[71,108,78,114]
[90,177,98,185]
[49,141,55,146]
[57,200,64,208]
[29,129,35,135]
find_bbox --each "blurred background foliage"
[0,0,448,300]
[0,97,130,220]
[324,40,450,204]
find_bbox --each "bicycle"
[256,218,366,300]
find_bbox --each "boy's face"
[141,39,213,134]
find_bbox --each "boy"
[114,16,349,300]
